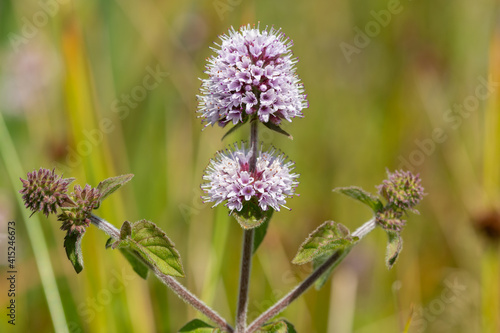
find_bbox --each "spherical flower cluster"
[59,184,101,235]
[19,168,74,217]
[377,169,425,212]
[197,24,308,127]
[202,143,299,212]
[375,207,406,232]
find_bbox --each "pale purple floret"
[197,24,308,128]
[202,143,299,212]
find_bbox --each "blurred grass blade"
[0,112,69,333]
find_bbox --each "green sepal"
[292,221,357,265]
[64,231,85,273]
[110,220,185,277]
[333,186,383,213]
[232,201,274,229]
[178,319,221,332]
[253,210,273,254]
[95,174,134,207]
[386,230,403,269]
[262,122,293,140]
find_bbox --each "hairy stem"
[247,218,376,332]
[249,119,258,172]
[90,214,234,332]
[235,229,255,332]
[235,119,259,332]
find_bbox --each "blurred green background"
[1,0,499,332]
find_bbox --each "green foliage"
[257,319,296,332]
[178,319,221,332]
[292,221,357,265]
[118,248,150,279]
[221,118,249,141]
[96,174,134,207]
[111,220,185,277]
[333,186,383,213]
[232,201,274,229]
[253,210,273,254]
[262,122,293,140]
[256,320,288,333]
[385,230,403,269]
[64,232,85,273]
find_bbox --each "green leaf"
[262,122,293,140]
[232,201,274,229]
[386,230,403,269]
[292,221,357,265]
[333,186,383,213]
[256,320,288,333]
[118,248,149,279]
[64,231,85,273]
[96,174,134,204]
[105,237,114,249]
[282,320,297,333]
[221,118,248,141]
[253,210,273,254]
[178,319,221,332]
[111,220,185,277]
[120,220,132,240]
[312,253,335,290]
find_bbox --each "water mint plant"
[19,24,424,333]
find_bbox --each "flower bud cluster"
[20,168,101,235]
[375,169,425,231]
[19,168,74,217]
[59,185,101,235]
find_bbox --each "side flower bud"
[59,184,101,235]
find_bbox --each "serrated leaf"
[253,210,273,254]
[96,174,134,204]
[292,221,357,265]
[333,186,383,213]
[256,320,288,333]
[178,319,221,332]
[232,201,273,229]
[112,220,185,277]
[119,248,149,279]
[386,231,403,269]
[221,118,248,141]
[263,122,293,140]
[64,231,85,273]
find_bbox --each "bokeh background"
[1,0,499,332]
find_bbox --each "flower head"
[59,184,101,235]
[377,169,425,212]
[375,207,406,232]
[202,143,299,212]
[19,168,74,217]
[197,24,308,128]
